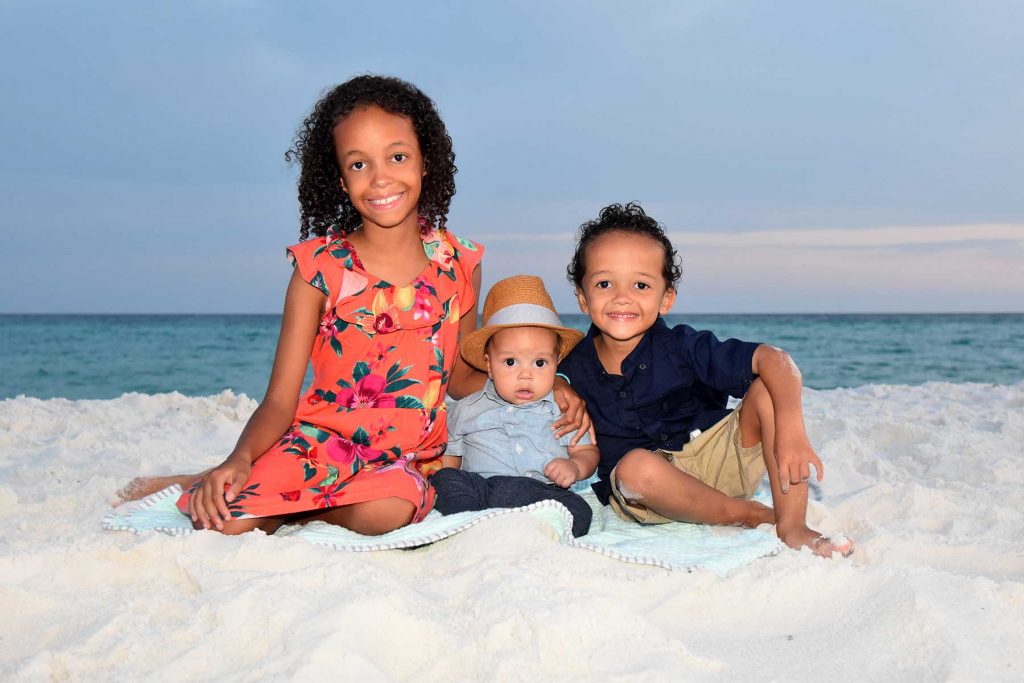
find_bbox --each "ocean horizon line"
[2,310,1023,317]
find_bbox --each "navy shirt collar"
[581,317,667,382]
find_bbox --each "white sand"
[1,382,1022,680]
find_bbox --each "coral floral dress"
[177,228,483,523]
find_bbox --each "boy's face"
[576,230,676,348]
[484,326,559,405]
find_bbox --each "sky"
[1,1,1022,314]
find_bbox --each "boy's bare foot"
[113,474,201,506]
[778,525,855,558]
[740,500,776,528]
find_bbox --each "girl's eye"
[534,359,548,368]
[392,153,407,162]
[595,280,611,289]
[503,358,516,367]
[350,161,366,171]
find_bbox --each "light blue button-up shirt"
[446,379,592,481]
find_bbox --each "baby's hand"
[544,458,580,489]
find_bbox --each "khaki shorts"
[609,406,766,524]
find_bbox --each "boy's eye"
[595,280,611,289]
[534,359,548,368]
[350,161,366,171]
[635,282,650,290]
[503,358,516,367]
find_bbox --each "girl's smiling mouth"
[367,192,405,209]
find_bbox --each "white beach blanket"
[103,484,781,576]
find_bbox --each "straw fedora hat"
[461,275,584,372]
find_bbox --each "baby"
[431,275,599,537]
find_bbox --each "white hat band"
[484,302,564,328]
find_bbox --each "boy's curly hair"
[285,75,457,240]
[567,202,682,291]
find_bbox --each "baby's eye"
[503,358,516,367]
[350,161,366,171]
[534,359,548,368]
[595,280,611,289]
[392,153,407,162]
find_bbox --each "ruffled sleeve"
[285,237,334,300]
[446,232,484,313]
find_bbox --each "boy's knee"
[614,448,658,494]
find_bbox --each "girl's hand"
[774,429,823,494]
[189,455,252,530]
[552,380,594,446]
[544,458,580,489]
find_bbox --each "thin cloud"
[471,224,1024,250]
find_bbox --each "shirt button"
[619,390,628,399]
[660,433,668,441]
[638,363,647,371]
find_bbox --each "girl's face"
[576,231,676,349]
[333,105,425,233]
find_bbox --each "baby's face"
[484,326,559,405]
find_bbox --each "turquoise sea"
[1,314,1022,400]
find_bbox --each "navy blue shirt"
[558,318,760,504]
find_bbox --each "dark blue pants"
[431,468,592,537]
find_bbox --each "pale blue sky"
[1,1,1022,313]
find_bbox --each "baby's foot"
[113,474,199,505]
[779,526,855,558]
[740,500,775,528]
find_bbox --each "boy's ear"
[575,288,589,314]
[659,287,677,315]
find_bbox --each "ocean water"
[1,313,1022,400]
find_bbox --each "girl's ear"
[659,287,677,315]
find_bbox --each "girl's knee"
[345,498,416,536]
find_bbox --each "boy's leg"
[739,378,853,557]
[485,476,593,537]
[430,468,491,515]
[612,450,773,528]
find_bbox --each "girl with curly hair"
[117,75,588,536]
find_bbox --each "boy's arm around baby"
[750,344,823,493]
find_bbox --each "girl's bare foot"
[740,500,775,528]
[113,473,203,506]
[778,525,855,558]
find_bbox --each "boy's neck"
[592,333,643,376]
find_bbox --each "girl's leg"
[194,515,288,536]
[301,497,416,536]
[739,378,853,557]
[614,449,773,528]
[114,471,209,505]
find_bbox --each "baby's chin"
[495,384,553,405]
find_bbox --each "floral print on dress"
[177,228,483,524]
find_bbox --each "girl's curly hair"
[567,202,682,291]
[285,75,457,240]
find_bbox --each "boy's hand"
[544,458,581,488]
[552,381,595,446]
[774,429,823,494]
